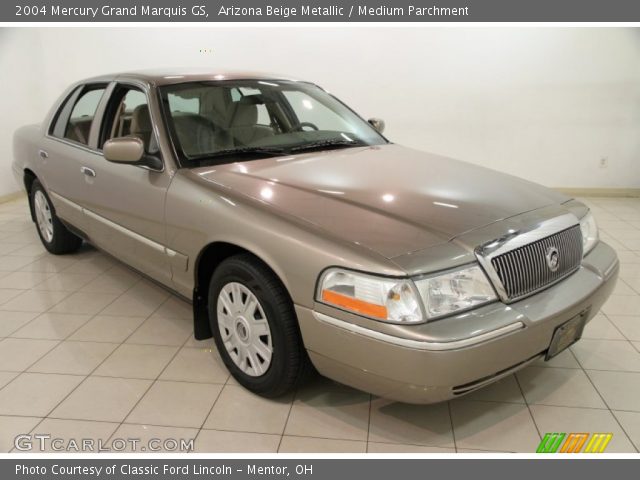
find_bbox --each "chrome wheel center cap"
[235,317,250,342]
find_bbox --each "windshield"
[159,80,387,166]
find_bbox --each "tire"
[30,179,82,255]
[208,253,312,397]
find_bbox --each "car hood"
[193,144,569,259]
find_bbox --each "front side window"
[63,87,106,145]
[159,80,386,166]
[100,85,157,154]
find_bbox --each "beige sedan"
[12,70,618,403]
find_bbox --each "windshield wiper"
[201,146,289,159]
[188,140,364,167]
[288,139,366,154]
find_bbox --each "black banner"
[4,459,640,480]
[4,0,640,22]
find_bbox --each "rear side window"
[50,84,106,146]
[64,88,106,145]
[50,88,80,138]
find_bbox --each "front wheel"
[208,254,311,397]
[30,179,82,255]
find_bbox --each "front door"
[77,82,173,286]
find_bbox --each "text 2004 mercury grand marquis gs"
[12,70,618,403]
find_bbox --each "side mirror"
[103,137,162,170]
[104,137,144,163]
[368,118,385,134]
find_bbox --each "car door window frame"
[47,82,109,151]
[49,86,82,139]
[97,80,164,172]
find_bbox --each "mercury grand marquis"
[12,70,619,403]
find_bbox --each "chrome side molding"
[49,191,188,271]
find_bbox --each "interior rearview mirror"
[368,118,385,134]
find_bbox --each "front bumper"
[297,241,619,404]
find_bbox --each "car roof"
[80,68,305,87]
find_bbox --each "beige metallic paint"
[12,70,619,403]
[103,137,144,163]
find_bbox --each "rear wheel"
[208,254,311,397]
[30,179,82,254]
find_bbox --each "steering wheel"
[290,122,319,132]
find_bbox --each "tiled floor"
[1,195,639,453]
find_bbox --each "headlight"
[414,265,497,320]
[579,211,599,255]
[317,269,423,323]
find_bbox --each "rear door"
[39,83,107,231]
[75,81,174,286]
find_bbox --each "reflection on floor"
[0,195,639,453]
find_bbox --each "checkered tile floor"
[0,195,639,453]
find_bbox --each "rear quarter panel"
[13,81,79,191]
[12,124,43,190]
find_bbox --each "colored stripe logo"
[584,433,613,453]
[537,433,612,453]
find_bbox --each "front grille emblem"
[546,246,560,272]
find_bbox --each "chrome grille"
[490,225,583,301]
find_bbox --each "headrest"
[238,94,265,105]
[203,88,231,117]
[130,104,152,133]
[229,102,258,127]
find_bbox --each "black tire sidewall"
[208,258,293,395]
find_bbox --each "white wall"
[0,29,47,196]
[1,27,639,197]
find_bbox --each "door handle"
[80,166,96,177]
[38,150,48,159]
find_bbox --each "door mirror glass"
[104,137,144,164]
[368,118,385,134]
